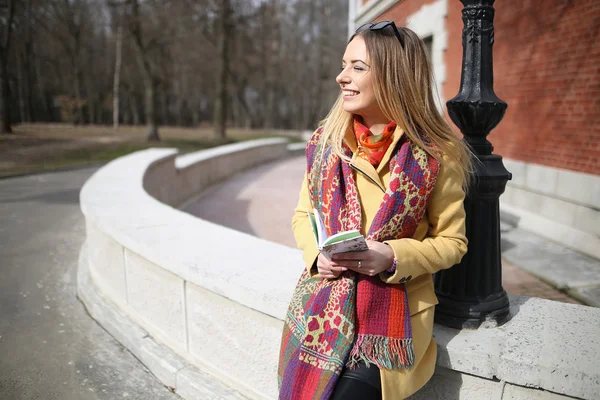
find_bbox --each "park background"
[0,0,599,399]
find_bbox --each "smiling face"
[336,36,386,124]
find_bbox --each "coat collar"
[344,124,405,191]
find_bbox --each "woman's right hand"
[316,253,348,279]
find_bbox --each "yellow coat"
[291,127,468,399]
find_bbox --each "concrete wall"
[78,139,600,400]
[501,158,600,260]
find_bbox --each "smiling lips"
[343,89,359,98]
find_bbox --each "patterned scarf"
[278,127,440,400]
[354,116,397,167]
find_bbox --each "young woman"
[278,21,472,400]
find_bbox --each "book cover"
[308,208,368,259]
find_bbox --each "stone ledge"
[434,295,600,400]
[77,242,250,400]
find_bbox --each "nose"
[336,68,350,86]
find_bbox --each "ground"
[0,123,302,178]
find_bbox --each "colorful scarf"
[278,127,440,400]
[354,116,397,167]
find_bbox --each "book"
[307,208,368,259]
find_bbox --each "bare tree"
[4,0,349,131]
[213,0,232,139]
[128,0,159,140]
[0,0,14,133]
[108,0,124,130]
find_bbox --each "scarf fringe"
[346,334,415,370]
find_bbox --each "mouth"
[342,89,359,98]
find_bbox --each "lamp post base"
[434,290,510,329]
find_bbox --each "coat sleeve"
[379,160,468,284]
[292,172,321,277]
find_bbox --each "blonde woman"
[278,21,472,400]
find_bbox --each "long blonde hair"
[317,26,473,191]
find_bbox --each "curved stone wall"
[78,138,600,400]
[79,139,304,399]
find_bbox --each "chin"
[342,103,363,115]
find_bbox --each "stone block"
[434,324,501,379]
[509,187,544,215]
[573,204,600,237]
[500,185,514,205]
[85,221,127,307]
[526,164,558,196]
[186,282,283,399]
[176,367,250,400]
[137,337,187,389]
[504,159,527,187]
[497,298,600,400]
[538,196,577,227]
[556,169,600,209]
[568,286,600,308]
[502,383,577,399]
[77,242,146,358]
[124,249,187,352]
[409,367,503,400]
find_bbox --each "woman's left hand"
[331,240,395,276]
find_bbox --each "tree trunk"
[130,0,159,141]
[113,25,123,131]
[0,0,14,133]
[128,87,140,125]
[213,0,231,139]
[73,60,84,124]
[160,86,168,125]
[24,0,33,122]
[34,55,51,121]
[143,76,159,141]
[17,50,26,123]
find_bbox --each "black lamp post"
[433,0,511,329]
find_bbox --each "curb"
[0,162,107,181]
[76,242,251,400]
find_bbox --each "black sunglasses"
[355,20,405,49]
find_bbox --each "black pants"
[331,362,382,400]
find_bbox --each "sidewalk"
[184,155,599,307]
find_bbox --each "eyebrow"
[342,59,371,67]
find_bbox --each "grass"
[0,123,305,177]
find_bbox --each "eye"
[353,66,365,71]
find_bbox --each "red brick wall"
[377,0,600,175]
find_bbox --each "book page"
[313,208,328,248]
[307,208,319,246]
[323,230,363,247]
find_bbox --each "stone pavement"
[185,155,600,307]
[0,168,179,400]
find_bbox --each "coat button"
[406,275,412,281]
[399,277,406,283]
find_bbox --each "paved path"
[185,156,588,305]
[0,169,178,400]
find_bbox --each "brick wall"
[379,0,599,175]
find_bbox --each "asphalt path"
[0,168,178,400]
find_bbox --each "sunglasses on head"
[355,20,405,49]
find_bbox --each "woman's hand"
[316,252,348,279]
[330,240,395,277]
